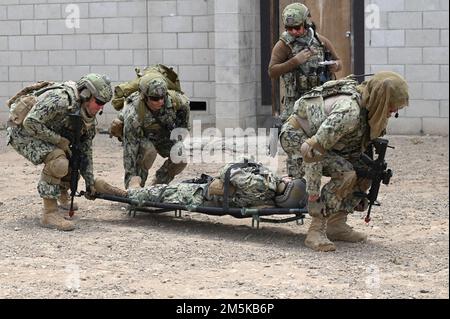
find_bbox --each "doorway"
[261,0,364,114]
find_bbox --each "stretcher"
[94,192,308,229]
[89,138,393,228]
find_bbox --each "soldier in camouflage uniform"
[93,160,307,209]
[6,74,113,231]
[268,3,342,178]
[118,74,190,189]
[280,71,409,251]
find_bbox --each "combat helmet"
[139,74,168,98]
[282,3,310,27]
[77,73,113,104]
[275,178,308,208]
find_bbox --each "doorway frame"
[260,0,365,110]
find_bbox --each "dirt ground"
[0,130,448,299]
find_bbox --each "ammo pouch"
[298,74,320,91]
[308,74,320,88]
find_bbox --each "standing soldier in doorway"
[268,2,342,178]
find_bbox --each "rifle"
[355,138,394,223]
[67,110,83,217]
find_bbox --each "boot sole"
[305,241,336,252]
[327,234,368,243]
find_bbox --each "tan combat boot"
[58,189,79,211]
[128,176,142,189]
[94,178,127,197]
[304,215,336,252]
[326,212,367,242]
[41,198,75,231]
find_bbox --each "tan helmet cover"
[275,178,307,208]
[282,3,310,27]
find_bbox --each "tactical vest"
[7,81,79,126]
[280,31,327,102]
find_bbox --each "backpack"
[111,64,183,111]
[7,81,54,125]
[7,81,78,126]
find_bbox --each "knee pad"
[42,149,69,184]
[140,146,157,170]
[331,170,357,200]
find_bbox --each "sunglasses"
[148,95,165,101]
[94,98,106,106]
[286,25,304,31]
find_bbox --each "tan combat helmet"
[77,73,113,104]
[139,74,168,98]
[275,178,308,208]
[282,3,311,27]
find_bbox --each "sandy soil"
[0,130,448,299]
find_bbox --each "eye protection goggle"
[148,95,165,101]
[286,24,304,31]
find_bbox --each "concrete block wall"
[0,0,218,129]
[365,0,449,135]
[149,0,216,128]
[214,0,262,131]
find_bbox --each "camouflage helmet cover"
[275,178,308,208]
[139,75,168,98]
[282,3,310,27]
[77,73,113,103]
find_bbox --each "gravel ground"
[0,130,448,299]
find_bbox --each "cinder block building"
[0,0,448,135]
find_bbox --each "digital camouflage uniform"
[127,162,279,208]
[280,78,370,215]
[6,83,95,199]
[120,88,190,188]
[279,71,409,252]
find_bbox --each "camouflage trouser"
[279,124,370,215]
[128,183,206,207]
[316,154,370,215]
[123,134,187,187]
[6,126,66,199]
[280,96,310,177]
[279,122,305,178]
[279,97,297,122]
